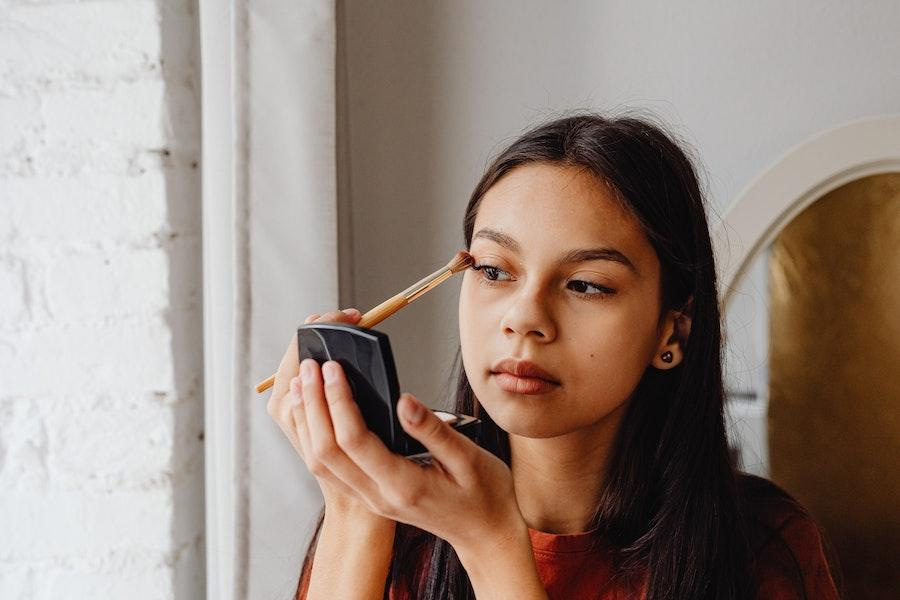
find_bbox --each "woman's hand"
[290,356,527,558]
[267,308,387,519]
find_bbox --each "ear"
[651,296,693,370]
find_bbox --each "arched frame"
[714,114,900,307]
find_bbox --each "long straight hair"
[298,113,753,600]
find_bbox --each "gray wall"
[341,0,900,406]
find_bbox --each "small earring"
[661,351,673,363]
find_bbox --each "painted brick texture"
[0,1,204,598]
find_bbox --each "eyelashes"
[471,264,511,283]
[471,263,616,300]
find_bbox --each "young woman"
[267,114,841,599]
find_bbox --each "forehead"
[472,163,654,270]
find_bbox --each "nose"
[499,283,557,342]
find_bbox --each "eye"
[471,263,513,286]
[473,263,615,300]
[567,280,616,299]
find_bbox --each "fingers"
[266,307,373,505]
[289,376,361,499]
[305,308,362,325]
[318,360,404,474]
[396,394,477,476]
[270,332,301,407]
[268,306,362,435]
[298,357,474,487]
[300,358,382,500]
[307,360,438,513]
[266,332,302,444]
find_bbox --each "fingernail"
[301,360,314,383]
[341,308,359,316]
[402,395,425,425]
[322,361,337,383]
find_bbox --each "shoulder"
[735,472,841,599]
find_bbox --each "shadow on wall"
[158,1,205,598]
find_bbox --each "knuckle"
[365,498,388,515]
[326,310,350,323]
[428,420,453,445]
[301,370,319,393]
[311,439,339,464]
[324,383,347,405]
[403,485,425,508]
[456,454,478,482]
[461,441,479,464]
[335,429,367,453]
[276,400,294,427]
[370,497,392,516]
[287,401,304,428]
[301,383,318,404]
[389,484,423,509]
[322,371,342,391]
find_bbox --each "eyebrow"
[472,227,640,276]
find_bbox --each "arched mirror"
[719,118,900,599]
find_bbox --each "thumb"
[397,394,471,471]
[398,393,428,426]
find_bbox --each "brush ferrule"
[403,269,453,302]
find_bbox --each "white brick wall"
[0,1,204,598]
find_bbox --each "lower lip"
[491,372,559,395]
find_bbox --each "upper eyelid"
[472,263,512,279]
[469,236,639,277]
[473,261,610,281]
[474,263,614,290]
[473,262,512,275]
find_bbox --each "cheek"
[458,277,482,369]
[567,312,657,389]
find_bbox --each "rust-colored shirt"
[519,473,841,598]
[301,474,841,599]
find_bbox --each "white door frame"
[716,115,900,476]
[198,1,339,599]
[714,114,900,306]
[198,1,246,598]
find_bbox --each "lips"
[490,358,560,395]
[491,358,560,383]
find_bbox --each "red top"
[301,474,841,599]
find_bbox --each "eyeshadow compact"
[297,322,482,464]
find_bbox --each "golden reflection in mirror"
[769,173,900,599]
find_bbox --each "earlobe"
[652,297,693,370]
[652,347,682,370]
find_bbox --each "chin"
[476,394,575,439]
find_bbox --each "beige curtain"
[200,1,338,598]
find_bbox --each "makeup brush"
[255,250,475,394]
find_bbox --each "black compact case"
[297,323,481,462]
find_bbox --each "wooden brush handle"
[256,374,276,394]
[255,292,408,394]
[357,292,407,328]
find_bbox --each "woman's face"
[459,162,667,439]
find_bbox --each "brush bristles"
[447,250,474,273]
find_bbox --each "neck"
[509,403,627,535]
